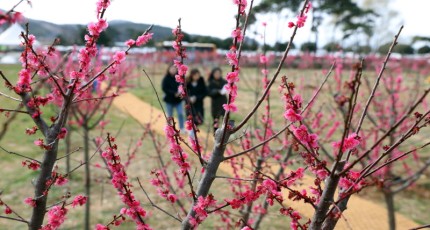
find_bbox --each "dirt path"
[111,91,419,229]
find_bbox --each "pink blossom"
[57,128,68,139]
[284,108,302,122]
[305,2,312,13]
[55,176,68,186]
[43,206,68,230]
[332,133,361,152]
[125,39,135,47]
[178,85,185,97]
[172,75,182,85]
[233,0,248,14]
[23,160,40,171]
[15,69,32,93]
[315,169,329,180]
[34,139,44,148]
[96,0,111,14]
[261,179,277,192]
[260,55,268,64]
[24,197,36,207]
[113,51,126,64]
[223,103,238,112]
[136,33,153,46]
[226,48,238,66]
[288,22,295,28]
[226,71,239,83]
[291,125,310,143]
[296,15,307,28]
[175,62,188,76]
[167,194,177,203]
[231,28,243,42]
[4,206,12,215]
[95,224,109,230]
[226,198,243,209]
[26,126,38,135]
[71,195,87,207]
[261,69,269,75]
[224,83,238,97]
[27,34,36,46]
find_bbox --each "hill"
[0,18,176,45]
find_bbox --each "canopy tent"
[0,23,25,47]
[0,23,40,48]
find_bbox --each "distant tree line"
[53,14,430,56]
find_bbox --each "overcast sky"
[0,0,427,46]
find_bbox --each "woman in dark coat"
[207,67,228,132]
[161,64,185,131]
[186,68,208,126]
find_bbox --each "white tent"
[0,23,26,46]
[0,23,41,47]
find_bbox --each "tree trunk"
[28,132,59,230]
[83,125,91,230]
[384,189,396,230]
[181,128,230,229]
[65,125,72,178]
[310,161,345,230]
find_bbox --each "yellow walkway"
[111,91,419,230]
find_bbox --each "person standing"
[186,68,208,128]
[162,64,185,131]
[207,67,228,133]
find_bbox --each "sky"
[0,0,428,47]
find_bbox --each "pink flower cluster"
[291,125,318,149]
[34,138,51,150]
[76,19,108,77]
[171,27,187,59]
[173,60,188,97]
[15,69,32,94]
[225,178,285,213]
[280,207,303,230]
[24,197,36,207]
[231,28,243,42]
[25,126,38,135]
[96,0,111,17]
[125,33,153,47]
[109,51,126,74]
[338,170,366,197]
[332,133,361,153]
[189,195,217,227]
[100,137,151,229]
[41,206,68,230]
[287,2,312,29]
[164,124,191,174]
[0,10,23,25]
[233,0,248,15]
[71,195,87,208]
[150,170,177,203]
[283,92,303,123]
[21,160,40,171]
[223,48,240,112]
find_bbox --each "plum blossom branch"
[0,145,40,163]
[340,87,430,175]
[0,91,22,102]
[354,26,404,135]
[232,0,310,133]
[137,177,182,222]
[223,62,334,161]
